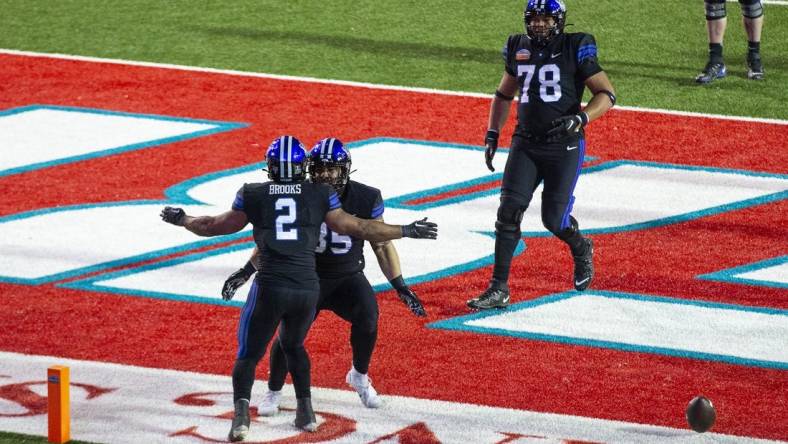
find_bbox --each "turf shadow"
[185,25,500,64]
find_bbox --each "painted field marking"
[0,351,776,444]
[699,255,788,289]
[431,290,788,369]
[1,48,786,125]
[0,105,244,177]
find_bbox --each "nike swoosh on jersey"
[551,52,562,58]
[575,277,590,286]
[567,145,578,151]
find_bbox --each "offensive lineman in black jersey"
[467,0,615,310]
[220,138,426,414]
[160,135,437,441]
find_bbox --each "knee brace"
[739,0,763,19]
[705,0,726,20]
[496,200,525,239]
[556,215,580,242]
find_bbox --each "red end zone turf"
[0,53,786,440]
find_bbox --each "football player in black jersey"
[221,137,426,415]
[467,0,615,310]
[160,135,437,441]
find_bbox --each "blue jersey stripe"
[328,192,341,210]
[232,190,244,211]
[577,44,597,63]
[371,204,384,219]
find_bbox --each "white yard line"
[1,48,787,125]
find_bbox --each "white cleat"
[258,390,282,417]
[346,367,383,408]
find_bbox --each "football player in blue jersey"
[221,137,426,415]
[468,0,615,310]
[160,135,437,441]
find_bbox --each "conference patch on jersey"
[432,290,788,369]
[0,105,243,177]
[0,351,774,444]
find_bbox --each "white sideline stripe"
[1,48,787,126]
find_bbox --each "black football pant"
[233,280,318,401]
[492,135,588,284]
[268,272,379,391]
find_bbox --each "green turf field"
[1,0,786,119]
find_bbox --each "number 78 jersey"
[503,32,604,139]
[233,181,341,290]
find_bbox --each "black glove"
[484,129,499,172]
[546,112,589,142]
[401,217,438,239]
[221,261,256,301]
[160,206,186,226]
[390,276,426,317]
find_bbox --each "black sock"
[350,325,377,375]
[748,41,760,55]
[267,339,288,392]
[709,43,723,63]
[282,345,311,399]
[492,232,520,286]
[232,357,260,402]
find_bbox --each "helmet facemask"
[309,158,351,195]
[524,0,566,48]
[308,138,352,195]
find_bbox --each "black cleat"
[746,53,764,80]
[573,238,594,291]
[228,399,250,442]
[294,397,317,432]
[467,286,510,310]
[695,61,726,84]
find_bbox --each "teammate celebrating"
[221,137,426,416]
[468,0,615,310]
[160,135,437,441]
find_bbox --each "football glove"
[484,129,499,172]
[221,261,256,301]
[396,287,427,317]
[401,218,438,239]
[389,276,426,317]
[160,206,186,226]
[546,112,589,142]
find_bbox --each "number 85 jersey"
[504,32,604,140]
[315,180,384,279]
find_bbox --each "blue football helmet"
[308,138,352,194]
[265,135,308,183]
[524,0,566,47]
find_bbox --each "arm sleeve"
[232,185,245,211]
[370,191,384,219]
[576,33,604,81]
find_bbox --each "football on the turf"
[686,396,716,433]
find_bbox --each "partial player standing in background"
[468,0,615,310]
[160,135,437,441]
[222,137,426,416]
[696,0,764,84]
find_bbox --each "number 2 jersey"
[503,32,604,141]
[315,180,384,279]
[232,181,341,290]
